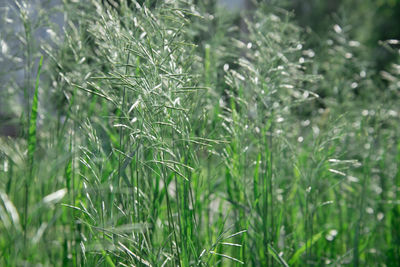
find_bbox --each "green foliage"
[0,0,399,266]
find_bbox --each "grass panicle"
[0,0,399,266]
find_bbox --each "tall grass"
[0,0,399,266]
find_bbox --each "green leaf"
[267,244,289,267]
[288,231,323,265]
[28,56,43,168]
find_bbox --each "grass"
[0,0,399,266]
[24,54,43,248]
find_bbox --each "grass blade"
[267,244,289,267]
[288,231,323,265]
[28,55,43,167]
[24,55,43,246]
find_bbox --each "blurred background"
[1,0,400,136]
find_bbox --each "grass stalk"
[24,55,43,249]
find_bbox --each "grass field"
[0,0,399,266]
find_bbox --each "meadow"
[0,0,399,266]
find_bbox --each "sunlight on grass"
[0,0,399,266]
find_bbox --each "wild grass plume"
[0,0,399,266]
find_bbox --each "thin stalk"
[268,120,275,262]
[353,157,370,267]
[117,46,131,198]
[172,129,185,265]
